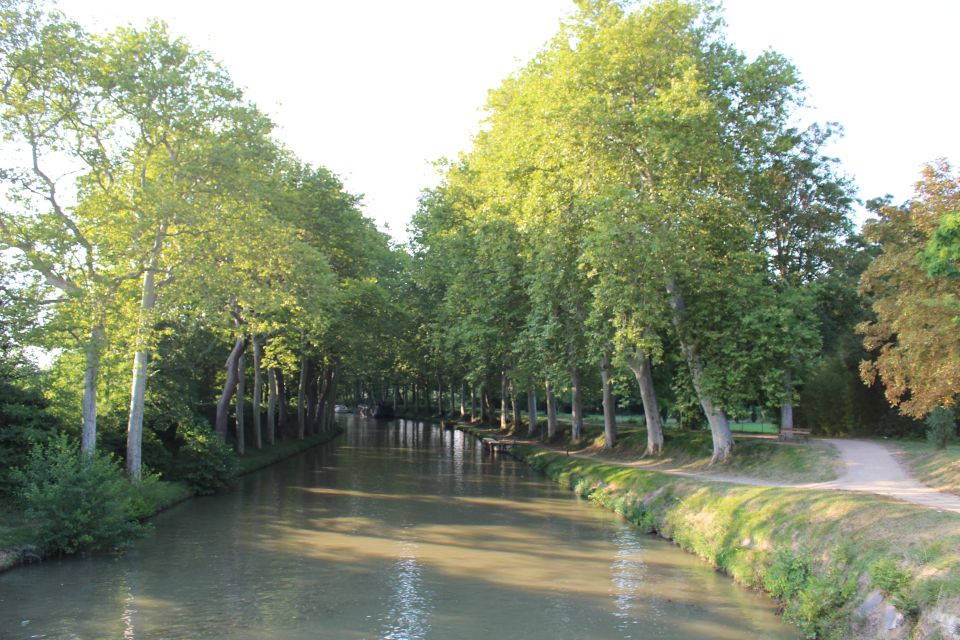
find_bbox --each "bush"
[0,376,60,494]
[127,472,192,520]
[926,407,956,449]
[171,418,238,494]
[12,433,146,554]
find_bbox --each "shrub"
[0,376,60,494]
[127,472,192,520]
[171,417,238,494]
[871,558,911,595]
[763,549,810,600]
[12,433,146,554]
[926,407,956,449]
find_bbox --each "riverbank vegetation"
[511,445,960,639]
[0,0,390,559]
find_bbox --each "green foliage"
[12,433,146,554]
[763,549,810,600]
[870,558,911,596]
[126,472,192,520]
[785,561,857,639]
[796,356,859,435]
[0,372,59,493]
[170,418,238,494]
[926,407,957,449]
[921,210,960,278]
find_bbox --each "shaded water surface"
[0,418,798,639]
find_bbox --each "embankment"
[455,420,960,640]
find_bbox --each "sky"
[58,0,960,242]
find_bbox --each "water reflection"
[381,540,432,640]
[0,417,798,639]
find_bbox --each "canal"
[0,418,797,639]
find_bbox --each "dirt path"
[565,438,960,515]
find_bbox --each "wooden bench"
[778,427,811,442]
[481,437,514,453]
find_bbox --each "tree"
[859,160,960,417]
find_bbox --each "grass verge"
[456,419,841,484]
[888,439,960,496]
[508,445,960,639]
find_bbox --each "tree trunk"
[527,386,537,436]
[546,379,558,439]
[470,386,477,422]
[460,380,467,417]
[570,367,584,441]
[277,369,287,439]
[500,372,508,429]
[666,276,734,463]
[126,266,159,481]
[483,388,493,425]
[326,367,338,431]
[297,356,308,440]
[81,324,104,456]
[313,369,329,434]
[252,335,263,449]
[625,350,664,456]
[236,347,246,455]
[307,371,319,434]
[780,370,794,432]
[510,383,520,431]
[215,337,246,439]
[600,352,617,449]
[437,376,444,416]
[449,382,455,416]
[266,367,277,445]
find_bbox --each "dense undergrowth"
[513,446,960,639]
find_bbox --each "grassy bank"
[889,440,960,496]
[0,427,343,573]
[507,445,960,639]
[453,419,840,484]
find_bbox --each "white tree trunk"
[527,386,537,436]
[665,276,734,463]
[600,352,616,449]
[500,372,508,429]
[252,335,263,449]
[546,379,558,439]
[625,350,664,456]
[215,337,245,437]
[570,367,584,441]
[81,324,104,456]
[266,367,277,445]
[297,355,308,440]
[780,370,794,432]
[236,348,245,455]
[126,267,158,481]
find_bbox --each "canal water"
[0,418,798,639]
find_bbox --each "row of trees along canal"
[3,0,960,495]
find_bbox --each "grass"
[236,428,343,475]
[510,445,960,639]
[887,439,960,496]
[460,418,841,484]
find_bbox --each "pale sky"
[58,0,960,241]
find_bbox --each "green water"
[0,418,797,639]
